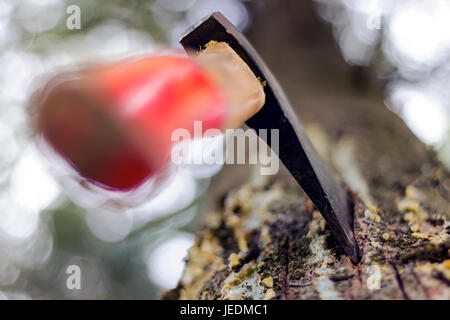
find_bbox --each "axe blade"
[180,12,361,263]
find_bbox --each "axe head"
[180,12,361,264]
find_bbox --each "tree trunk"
[165,0,450,300]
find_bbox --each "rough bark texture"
[166,0,450,300]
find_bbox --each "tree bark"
[165,0,450,300]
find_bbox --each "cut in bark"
[164,0,450,300]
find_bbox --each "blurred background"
[0,0,449,299]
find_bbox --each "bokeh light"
[315,0,450,162]
[388,83,449,146]
[146,232,195,289]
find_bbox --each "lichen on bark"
[168,142,449,300]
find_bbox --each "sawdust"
[262,276,273,288]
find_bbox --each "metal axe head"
[180,12,361,264]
